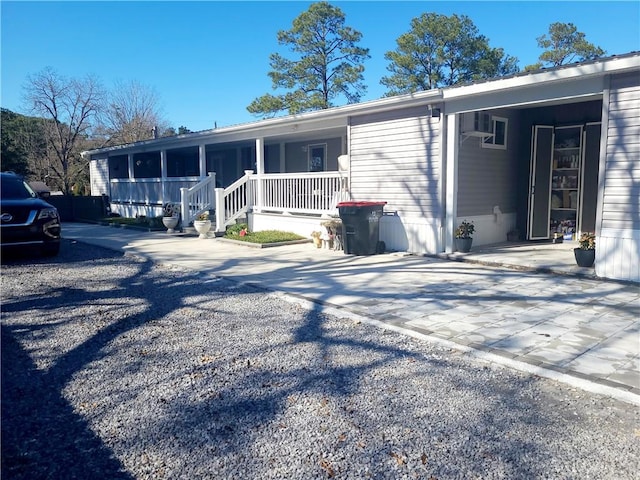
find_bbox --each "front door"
[528,125,554,239]
[579,123,601,233]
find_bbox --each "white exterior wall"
[455,213,518,246]
[250,212,327,239]
[596,72,640,282]
[90,158,109,196]
[379,214,440,253]
[349,106,443,254]
[456,108,520,246]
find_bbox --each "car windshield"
[1,176,38,200]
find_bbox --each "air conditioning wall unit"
[460,111,493,136]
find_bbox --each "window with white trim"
[482,116,508,150]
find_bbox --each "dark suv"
[1,172,61,256]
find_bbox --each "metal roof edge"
[442,53,640,100]
[82,90,442,157]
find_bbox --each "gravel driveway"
[2,240,639,479]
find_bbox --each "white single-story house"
[83,52,640,283]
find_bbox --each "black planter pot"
[455,237,473,253]
[574,248,595,268]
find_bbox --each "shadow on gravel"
[2,239,636,478]
[148,298,557,478]
[1,325,134,479]
[1,241,164,478]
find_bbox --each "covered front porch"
[90,116,350,230]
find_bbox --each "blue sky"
[2,1,639,132]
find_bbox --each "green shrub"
[102,215,165,230]
[148,216,165,229]
[225,223,249,236]
[103,217,139,226]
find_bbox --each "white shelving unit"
[549,125,583,240]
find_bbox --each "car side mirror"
[38,191,51,199]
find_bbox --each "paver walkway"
[62,223,640,404]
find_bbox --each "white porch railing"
[109,177,200,205]
[110,170,349,232]
[213,171,349,233]
[180,172,216,225]
[252,171,347,215]
[214,170,254,233]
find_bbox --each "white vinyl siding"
[597,72,640,282]
[90,158,109,196]
[349,106,441,218]
[457,109,519,217]
[601,73,640,231]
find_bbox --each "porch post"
[127,153,134,206]
[214,187,225,233]
[161,149,167,204]
[199,144,207,179]
[279,141,286,172]
[255,137,264,212]
[444,113,459,253]
[180,187,188,226]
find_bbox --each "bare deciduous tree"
[23,67,103,194]
[100,80,169,145]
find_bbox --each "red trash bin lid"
[337,201,387,207]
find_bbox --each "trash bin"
[337,201,386,255]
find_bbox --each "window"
[482,116,508,150]
[109,154,129,179]
[308,144,326,172]
[166,146,199,177]
[133,151,161,178]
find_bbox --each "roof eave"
[443,54,640,100]
[82,90,443,157]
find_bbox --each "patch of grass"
[224,224,305,244]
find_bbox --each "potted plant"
[162,203,180,233]
[574,232,596,267]
[454,220,475,253]
[193,211,212,239]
